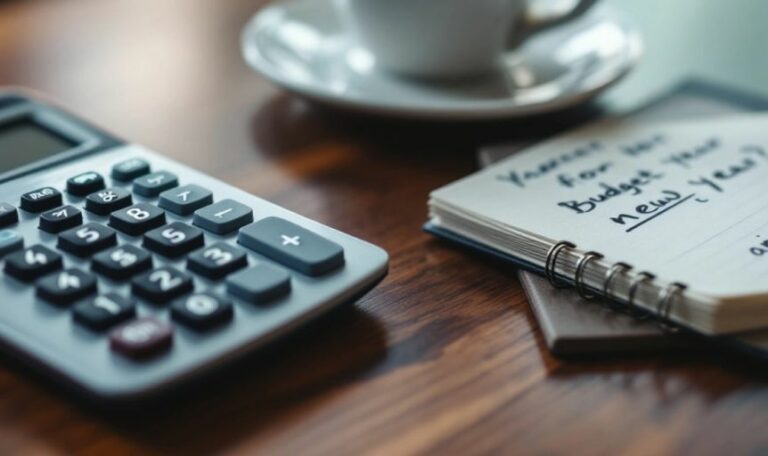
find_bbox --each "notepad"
[429,113,768,335]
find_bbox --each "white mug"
[342,0,598,79]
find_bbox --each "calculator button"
[20,187,62,213]
[0,229,23,258]
[109,203,166,235]
[111,158,150,182]
[0,203,18,227]
[187,242,247,279]
[158,184,213,215]
[73,293,136,330]
[143,222,204,258]
[226,263,290,304]
[85,188,133,215]
[171,292,233,330]
[132,266,193,303]
[38,205,83,233]
[238,217,344,276]
[109,317,173,358]
[92,244,152,280]
[133,171,178,197]
[193,199,253,235]
[3,245,63,281]
[57,223,117,257]
[36,268,98,305]
[66,171,105,197]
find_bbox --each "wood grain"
[1,0,768,454]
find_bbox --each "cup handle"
[509,0,599,49]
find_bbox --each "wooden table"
[1,0,767,454]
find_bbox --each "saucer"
[241,0,643,120]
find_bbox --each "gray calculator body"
[0,91,388,401]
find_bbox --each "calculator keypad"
[85,188,132,215]
[73,293,136,330]
[193,199,253,234]
[0,203,18,227]
[187,242,248,279]
[0,151,385,399]
[109,203,166,235]
[36,268,98,305]
[133,171,178,197]
[92,244,152,280]
[4,245,63,281]
[132,266,193,304]
[109,317,173,358]
[239,217,345,276]
[20,187,62,213]
[58,223,117,257]
[38,205,83,233]
[159,184,213,215]
[227,263,291,304]
[66,172,105,197]
[111,158,150,182]
[143,222,204,258]
[171,292,233,330]
[0,229,23,258]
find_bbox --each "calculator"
[0,90,388,401]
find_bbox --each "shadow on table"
[431,231,768,402]
[2,303,387,454]
[248,93,606,163]
[112,304,386,452]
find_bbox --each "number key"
[143,222,204,257]
[133,171,178,197]
[171,292,233,330]
[92,244,152,280]
[74,293,136,330]
[36,268,98,305]
[85,188,132,215]
[132,266,193,303]
[57,223,117,257]
[109,203,165,235]
[187,242,247,279]
[4,245,63,281]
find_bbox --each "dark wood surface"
[1,0,768,454]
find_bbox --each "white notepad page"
[431,114,768,307]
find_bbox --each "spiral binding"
[603,262,632,310]
[626,272,655,319]
[544,241,575,288]
[543,240,687,327]
[656,282,687,332]
[574,251,603,300]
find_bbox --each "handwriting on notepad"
[495,141,603,188]
[557,169,664,214]
[542,133,767,232]
[609,146,765,232]
[748,235,768,257]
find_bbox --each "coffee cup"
[341,0,598,79]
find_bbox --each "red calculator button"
[109,317,173,358]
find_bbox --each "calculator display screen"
[0,119,76,173]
